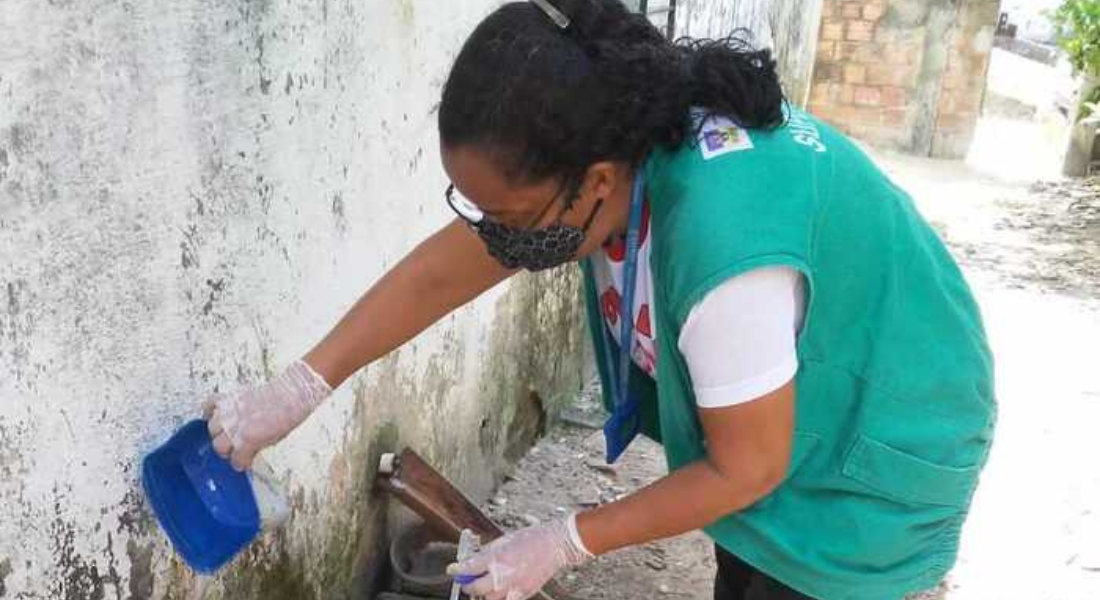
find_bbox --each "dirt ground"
[481,51,1100,600]
[485,412,717,600]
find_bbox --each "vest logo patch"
[699,115,754,160]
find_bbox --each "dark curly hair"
[439,0,786,192]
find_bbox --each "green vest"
[581,109,996,600]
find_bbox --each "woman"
[204,1,996,599]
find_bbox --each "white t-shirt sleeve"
[677,266,806,408]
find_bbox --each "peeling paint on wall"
[49,514,111,600]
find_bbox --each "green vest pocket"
[842,434,980,507]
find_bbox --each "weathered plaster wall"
[0,1,590,598]
[807,0,1001,158]
[674,0,826,106]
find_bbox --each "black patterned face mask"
[446,184,603,272]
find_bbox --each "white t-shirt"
[592,203,806,408]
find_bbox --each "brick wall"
[808,0,1001,158]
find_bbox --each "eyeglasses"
[444,183,572,231]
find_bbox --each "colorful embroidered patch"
[698,115,754,160]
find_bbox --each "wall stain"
[406,147,424,175]
[36,484,156,600]
[4,124,33,157]
[331,192,348,234]
[115,488,155,538]
[256,34,272,95]
[180,224,200,269]
[0,146,8,185]
[0,557,12,597]
[5,282,18,315]
[0,423,29,486]
[396,0,415,32]
[191,190,206,216]
[101,533,123,600]
[201,278,226,316]
[1,280,34,385]
[216,380,399,600]
[49,514,105,600]
[255,175,274,214]
[125,541,154,600]
[882,0,932,29]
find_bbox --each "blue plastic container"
[142,419,261,573]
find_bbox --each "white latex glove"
[202,359,332,471]
[448,515,593,600]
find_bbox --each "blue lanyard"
[598,164,647,463]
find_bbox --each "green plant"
[1079,100,1100,124]
[1053,0,1100,76]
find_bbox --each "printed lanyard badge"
[601,165,647,464]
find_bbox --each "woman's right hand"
[202,359,333,471]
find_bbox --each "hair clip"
[531,0,570,29]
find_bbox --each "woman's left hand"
[448,516,592,600]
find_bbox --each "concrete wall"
[808,0,1002,158]
[0,1,591,599]
[674,0,826,106]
